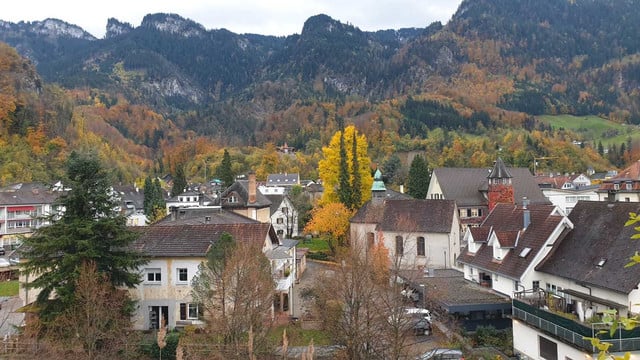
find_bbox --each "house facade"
[512,201,640,360]
[265,194,299,239]
[596,160,640,202]
[427,158,549,231]
[0,182,64,246]
[457,202,573,298]
[130,220,297,330]
[351,171,460,270]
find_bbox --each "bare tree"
[313,242,416,360]
[191,238,276,358]
[39,261,133,359]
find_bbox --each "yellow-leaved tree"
[318,125,373,208]
[304,202,353,255]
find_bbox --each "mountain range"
[1,0,639,183]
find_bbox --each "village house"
[512,201,640,360]
[596,160,640,202]
[535,174,599,214]
[350,170,460,270]
[129,209,297,330]
[0,182,65,247]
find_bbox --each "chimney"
[523,197,530,229]
[248,171,256,204]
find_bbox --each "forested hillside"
[0,0,638,186]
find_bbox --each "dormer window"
[614,183,620,190]
[229,195,237,203]
[626,182,633,190]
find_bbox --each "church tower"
[487,157,514,211]
[371,169,386,204]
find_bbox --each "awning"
[7,206,36,212]
[561,288,625,309]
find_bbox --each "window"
[277,230,284,237]
[614,183,620,190]
[367,232,375,248]
[277,218,284,224]
[466,209,472,217]
[180,303,201,320]
[146,269,161,283]
[532,281,540,291]
[229,195,238,203]
[626,182,633,190]
[281,207,288,213]
[395,236,404,256]
[539,336,558,360]
[471,208,479,217]
[177,268,188,283]
[514,280,520,291]
[417,237,425,256]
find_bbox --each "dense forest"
[1,0,639,186]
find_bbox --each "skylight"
[596,258,607,267]
[519,247,532,258]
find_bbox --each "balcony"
[513,291,640,353]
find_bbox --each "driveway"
[0,296,24,337]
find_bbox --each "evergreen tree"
[407,154,430,199]
[21,151,148,322]
[171,165,188,197]
[337,119,353,208]
[216,149,235,188]
[143,176,155,215]
[350,129,362,210]
[597,141,604,156]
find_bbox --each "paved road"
[0,296,24,337]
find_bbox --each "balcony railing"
[513,298,640,353]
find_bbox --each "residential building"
[535,173,598,214]
[220,172,272,222]
[129,216,297,330]
[265,194,299,239]
[457,202,573,298]
[0,182,64,246]
[112,184,147,226]
[512,201,640,360]
[351,170,460,270]
[266,173,300,187]
[596,160,640,202]
[427,158,549,231]
[164,190,217,214]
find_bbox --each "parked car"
[0,247,5,256]
[413,317,432,336]
[416,348,464,360]
[0,258,11,267]
[404,307,432,323]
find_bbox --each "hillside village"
[2,156,640,359]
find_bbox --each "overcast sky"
[1,0,463,38]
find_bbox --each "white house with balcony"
[0,182,65,247]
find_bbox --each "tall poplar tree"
[407,154,430,199]
[350,129,362,210]
[21,151,148,322]
[337,118,353,208]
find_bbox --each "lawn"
[297,237,330,252]
[0,280,19,296]
[537,114,640,146]
[269,324,333,346]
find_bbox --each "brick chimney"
[248,171,256,204]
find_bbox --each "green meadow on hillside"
[537,115,640,147]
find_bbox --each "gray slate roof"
[0,182,64,206]
[132,222,275,257]
[536,201,640,294]
[266,173,300,186]
[432,167,548,207]
[155,207,259,225]
[351,199,456,233]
